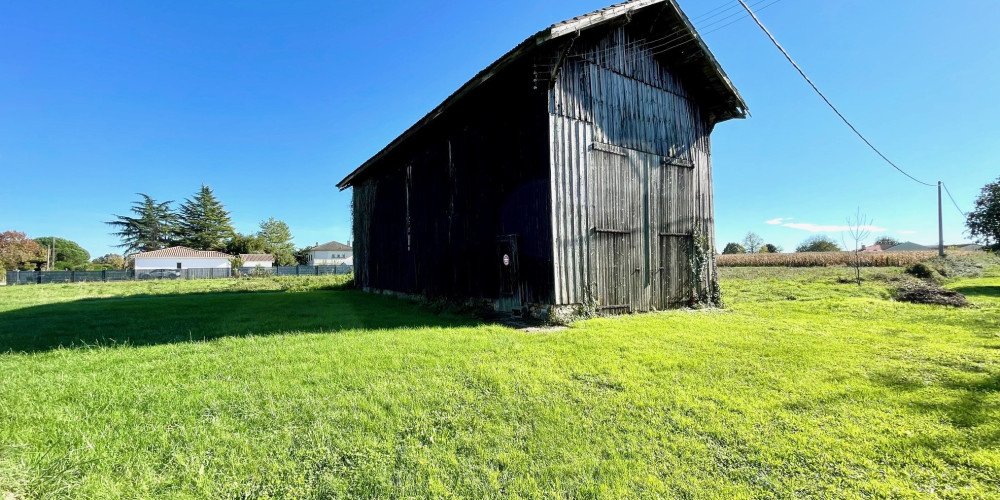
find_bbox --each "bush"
[905,262,940,280]
[722,242,746,254]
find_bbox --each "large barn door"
[589,147,647,313]
[653,157,696,308]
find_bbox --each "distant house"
[132,246,232,270]
[307,241,353,266]
[884,242,932,252]
[240,254,274,268]
[862,244,883,253]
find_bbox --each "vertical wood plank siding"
[550,26,716,310]
[352,63,555,306]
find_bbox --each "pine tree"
[107,194,179,254]
[177,185,235,251]
[256,217,296,266]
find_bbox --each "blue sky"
[1,0,997,257]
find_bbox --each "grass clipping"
[894,280,969,307]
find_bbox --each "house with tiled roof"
[132,246,233,271]
[240,253,274,268]
[307,241,352,266]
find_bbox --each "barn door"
[653,157,696,308]
[589,147,647,314]
[496,235,522,314]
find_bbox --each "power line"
[734,0,936,188]
[942,182,968,217]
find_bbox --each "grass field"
[1,268,998,498]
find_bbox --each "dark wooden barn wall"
[549,26,717,311]
[352,64,555,305]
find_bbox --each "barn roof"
[337,0,746,190]
[133,246,232,259]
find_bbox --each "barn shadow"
[0,288,486,354]
[951,284,1000,300]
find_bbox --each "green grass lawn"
[0,269,998,498]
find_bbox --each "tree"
[760,243,782,253]
[107,194,179,254]
[795,235,841,253]
[967,176,1000,249]
[256,217,296,266]
[177,185,235,251]
[92,253,126,270]
[0,231,46,271]
[34,237,90,270]
[873,236,900,250]
[225,232,266,256]
[742,232,764,253]
[722,242,746,254]
[844,209,873,286]
[294,246,311,265]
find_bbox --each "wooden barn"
[337,0,746,317]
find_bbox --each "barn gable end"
[339,0,744,316]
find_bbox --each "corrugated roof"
[337,0,745,190]
[133,246,232,259]
[310,241,353,251]
[240,254,274,262]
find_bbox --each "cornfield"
[715,251,971,268]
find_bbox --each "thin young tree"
[107,194,179,254]
[177,185,235,251]
[742,232,764,253]
[844,208,873,286]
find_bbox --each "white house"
[307,241,352,265]
[240,253,274,268]
[132,246,232,270]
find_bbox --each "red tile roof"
[240,253,274,263]
[133,246,232,259]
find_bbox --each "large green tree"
[0,231,46,271]
[34,237,91,270]
[795,235,841,253]
[177,185,235,251]
[107,194,179,254]
[721,242,746,254]
[257,217,296,266]
[966,177,1000,249]
[92,253,127,270]
[225,233,266,256]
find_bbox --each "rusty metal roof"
[132,246,232,259]
[337,0,745,190]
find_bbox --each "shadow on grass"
[951,285,1000,298]
[0,288,483,354]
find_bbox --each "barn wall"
[549,26,718,311]
[351,64,554,306]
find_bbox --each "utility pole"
[938,181,944,257]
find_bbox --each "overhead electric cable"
[734,0,936,187]
[941,182,968,217]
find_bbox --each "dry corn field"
[716,250,974,267]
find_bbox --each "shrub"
[722,242,746,254]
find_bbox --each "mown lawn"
[0,269,997,498]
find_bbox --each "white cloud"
[898,230,917,235]
[765,218,886,233]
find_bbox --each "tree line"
[107,185,299,266]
